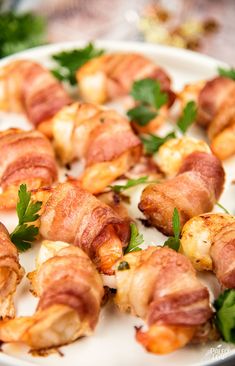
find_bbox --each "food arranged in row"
[0,44,234,357]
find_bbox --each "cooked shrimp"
[155,136,211,177]
[136,324,195,355]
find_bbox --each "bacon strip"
[180,76,235,160]
[180,213,235,288]
[115,247,212,354]
[197,76,235,128]
[39,182,130,274]
[0,129,58,209]
[0,60,71,136]
[0,223,24,318]
[0,243,103,350]
[139,152,225,236]
[211,221,235,288]
[53,102,142,193]
[76,53,174,104]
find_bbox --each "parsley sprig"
[177,100,197,134]
[214,289,235,343]
[124,223,144,254]
[109,176,157,193]
[51,43,104,85]
[163,208,180,251]
[10,184,42,252]
[142,100,197,154]
[0,12,46,59]
[216,202,230,215]
[141,131,176,154]
[218,67,235,81]
[127,78,168,126]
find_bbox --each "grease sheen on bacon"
[115,246,212,354]
[39,182,130,274]
[139,152,225,236]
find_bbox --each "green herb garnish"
[218,67,235,81]
[109,176,157,193]
[177,100,197,134]
[124,223,144,254]
[216,202,230,215]
[141,100,197,155]
[163,208,180,251]
[51,42,104,85]
[0,12,46,58]
[141,131,176,154]
[127,78,168,126]
[10,184,42,252]
[117,261,130,271]
[130,78,168,109]
[127,105,157,126]
[214,289,235,343]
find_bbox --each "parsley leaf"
[127,105,157,126]
[218,67,235,81]
[130,78,168,109]
[51,43,104,85]
[216,202,230,215]
[0,12,46,59]
[10,224,38,252]
[109,176,156,193]
[163,208,180,251]
[10,184,42,252]
[124,223,144,254]
[177,101,197,134]
[214,289,235,343]
[127,78,168,126]
[141,131,176,154]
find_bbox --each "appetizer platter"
[0,40,234,366]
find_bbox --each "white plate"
[0,41,235,366]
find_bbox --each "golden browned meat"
[0,129,57,209]
[115,247,212,354]
[0,242,103,350]
[0,223,24,318]
[139,152,225,235]
[0,60,71,137]
[52,102,142,194]
[39,181,130,274]
[181,213,235,288]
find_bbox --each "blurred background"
[0,0,234,64]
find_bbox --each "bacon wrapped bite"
[0,129,57,209]
[53,102,142,194]
[0,223,24,318]
[0,241,103,350]
[180,76,235,160]
[115,246,212,354]
[76,52,173,104]
[181,213,235,288]
[139,151,225,236]
[39,182,130,274]
[0,60,71,137]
